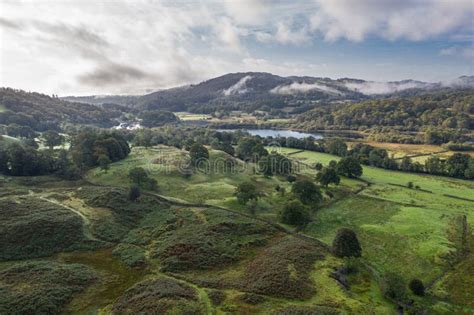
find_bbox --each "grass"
[278,148,474,313]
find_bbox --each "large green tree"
[316,167,340,187]
[336,157,363,178]
[235,182,259,204]
[291,180,322,205]
[280,199,310,226]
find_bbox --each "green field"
[2,144,473,314]
[278,148,474,312]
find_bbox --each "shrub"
[286,174,297,182]
[291,180,322,205]
[407,181,414,189]
[235,182,259,204]
[208,290,225,305]
[0,197,90,260]
[112,243,146,268]
[128,185,141,201]
[381,272,407,302]
[243,237,324,299]
[332,228,362,258]
[409,279,425,296]
[113,278,200,314]
[0,261,98,315]
[280,199,310,226]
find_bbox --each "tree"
[236,137,268,162]
[425,156,444,175]
[139,110,178,127]
[325,138,347,156]
[400,156,413,172]
[128,185,141,201]
[446,153,470,178]
[409,279,425,296]
[42,130,65,150]
[189,143,209,168]
[235,182,258,204]
[336,157,363,178]
[291,180,322,205]
[128,167,148,185]
[280,199,310,226]
[98,155,111,172]
[465,159,474,179]
[316,167,340,187]
[332,228,362,258]
[314,163,323,171]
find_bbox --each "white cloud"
[271,82,342,95]
[310,0,474,42]
[344,81,430,95]
[440,45,474,59]
[223,0,268,25]
[223,75,253,96]
[0,0,472,95]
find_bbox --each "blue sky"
[0,0,472,95]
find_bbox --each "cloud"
[440,45,474,59]
[310,0,474,41]
[274,22,310,45]
[344,81,430,95]
[223,75,253,96]
[77,62,152,86]
[271,82,342,95]
[0,17,23,30]
[0,0,472,95]
[223,0,268,25]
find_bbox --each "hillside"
[0,88,126,131]
[62,73,474,114]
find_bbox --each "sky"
[0,0,473,96]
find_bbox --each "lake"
[217,129,323,139]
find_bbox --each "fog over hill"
[63,73,474,112]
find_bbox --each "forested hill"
[293,90,474,143]
[0,88,126,131]
[63,73,474,114]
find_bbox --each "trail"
[38,195,100,242]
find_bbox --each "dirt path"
[38,195,100,242]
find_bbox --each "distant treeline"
[0,130,130,177]
[266,136,474,180]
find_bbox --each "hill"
[0,88,125,131]
[62,73,474,114]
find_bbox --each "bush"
[112,278,200,314]
[280,199,310,226]
[409,278,425,296]
[208,290,226,305]
[243,237,324,299]
[381,272,407,302]
[332,228,362,258]
[291,180,322,205]
[235,182,259,204]
[0,197,90,260]
[128,185,141,201]
[407,181,414,189]
[0,261,98,315]
[112,243,146,268]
